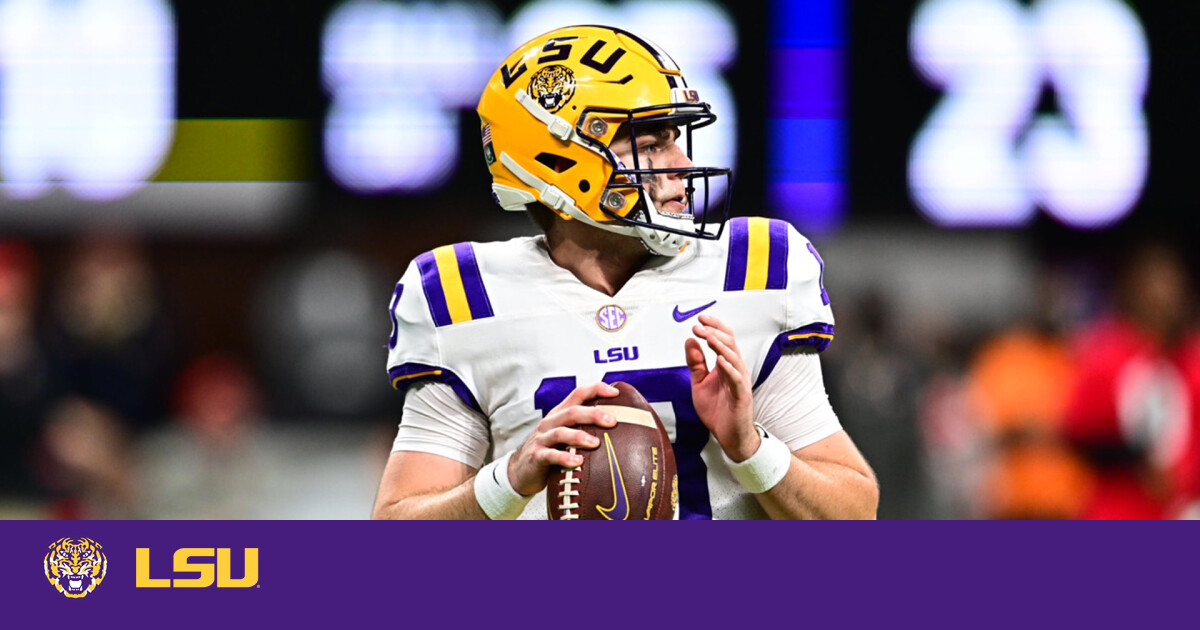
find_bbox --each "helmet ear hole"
[534,153,576,173]
[579,180,590,192]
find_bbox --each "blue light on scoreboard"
[768,0,846,233]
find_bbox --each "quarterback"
[372,26,878,519]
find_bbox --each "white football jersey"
[385,217,836,519]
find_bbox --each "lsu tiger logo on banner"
[135,548,259,588]
[45,537,107,599]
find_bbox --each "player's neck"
[544,221,651,297]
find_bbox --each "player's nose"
[665,143,692,177]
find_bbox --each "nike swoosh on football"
[673,300,717,322]
[597,433,629,520]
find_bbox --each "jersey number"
[535,367,712,519]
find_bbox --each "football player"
[372,25,877,519]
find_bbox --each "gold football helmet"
[477,25,731,256]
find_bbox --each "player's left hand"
[685,314,760,462]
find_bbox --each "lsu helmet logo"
[527,64,576,114]
[44,538,107,599]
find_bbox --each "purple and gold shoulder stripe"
[416,243,494,327]
[724,217,789,291]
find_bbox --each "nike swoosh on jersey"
[672,300,717,322]
[596,433,629,520]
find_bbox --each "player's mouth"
[660,193,689,215]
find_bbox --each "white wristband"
[474,452,532,520]
[722,425,792,494]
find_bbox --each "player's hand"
[685,314,760,462]
[507,382,620,496]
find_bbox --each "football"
[547,382,678,520]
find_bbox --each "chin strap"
[629,197,692,256]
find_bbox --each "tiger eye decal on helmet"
[527,65,576,114]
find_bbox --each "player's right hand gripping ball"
[548,382,678,520]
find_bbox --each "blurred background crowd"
[0,232,395,518]
[822,234,1200,519]
[1,0,1197,519]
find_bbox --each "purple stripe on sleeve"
[388,362,482,413]
[782,321,835,356]
[387,282,404,350]
[453,242,494,320]
[753,322,836,388]
[416,251,452,327]
[766,219,790,290]
[723,217,749,291]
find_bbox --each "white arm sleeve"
[753,348,842,451]
[391,380,491,469]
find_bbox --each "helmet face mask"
[477,25,732,256]
[578,101,731,244]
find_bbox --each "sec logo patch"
[596,304,627,332]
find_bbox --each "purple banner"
[2,521,1195,628]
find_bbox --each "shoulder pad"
[725,218,836,387]
[412,243,495,327]
[723,217,791,291]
